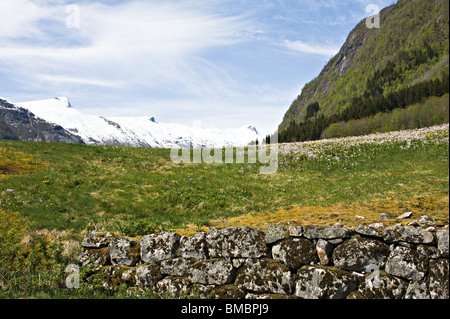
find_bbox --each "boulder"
[236,258,293,295]
[188,258,234,285]
[289,225,304,238]
[82,230,114,248]
[397,211,413,219]
[382,225,435,244]
[109,236,140,267]
[135,264,163,288]
[303,224,353,240]
[405,281,430,299]
[352,270,408,299]
[316,239,333,265]
[160,257,196,277]
[332,237,390,272]
[295,265,358,299]
[428,259,449,299]
[436,229,449,258]
[272,238,319,270]
[140,232,181,264]
[155,276,193,299]
[354,225,383,239]
[385,246,428,281]
[265,225,288,244]
[206,227,267,258]
[177,232,208,261]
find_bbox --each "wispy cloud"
[282,40,340,57]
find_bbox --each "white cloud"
[282,39,339,57]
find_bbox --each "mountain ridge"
[279,0,449,133]
[1,97,260,148]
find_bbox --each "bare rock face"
[109,236,140,267]
[295,265,358,299]
[385,246,428,281]
[272,238,319,270]
[206,227,267,258]
[140,232,181,264]
[332,237,390,272]
[236,258,293,295]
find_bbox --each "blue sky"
[0,0,395,135]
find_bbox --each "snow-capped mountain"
[13,97,260,148]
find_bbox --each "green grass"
[0,125,448,298]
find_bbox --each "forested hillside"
[278,0,449,143]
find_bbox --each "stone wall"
[77,223,449,299]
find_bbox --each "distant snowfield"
[16,97,260,148]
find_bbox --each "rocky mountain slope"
[279,0,449,132]
[1,96,260,148]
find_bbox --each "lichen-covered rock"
[98,266,135,290]
[155,276,193,299]
[109,236,140,267]
[212,284,246,299]
[82,230,114,248]
[354,225,383,239]
[77,247,110,269]
[295,265,358,299]
[354,270,408,299]
[332,237,390,272]
[383,225,435,244]
[272,238,318,270]
[206,227,267,258]
[177,232,208,261]
[303,224,353,240]
[188,258,234,285]
[436,229,449,258]
[236,258,293,295]
[140,232,181,264]
[160,257,196,277]
[246,293,298,299]
[417,245,440,259]
[385,246,428,281]
[289,225,304,237]
[428,259,449,299]
[265,225,288,244]
[316,239,333,265]
[405,281,430,299]
[135,264,162,288]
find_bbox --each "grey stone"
[82,230,113,248]
[397,211,413,219]
[177,232,208,261]
[289,225,304,237]
[135,264,163,288]
[140,232,181,264]
[418,215,436,225]
[316,239,333,265]
[155,276,193,299]
[188,258,234,285]
[265,225,287,244]
[295,265,358,299]
[356,270,408,299]
[160,257,196,277]
[303,225,353,240]
[272,238,319,270]
[236,258,293,295]
[77,247,110,269]
[332,237,390,272]
[405,281,430,299]
[417,245,440,259]
[383,225,435,244]
[428,259,449,299]
[109,236,140,267]
[354,225,383,238]
[385,246,428,281]
[206,227,267,258]
[368,223,385,229]
[436,229,449,258]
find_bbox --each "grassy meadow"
[0,124,448,298]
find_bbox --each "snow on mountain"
[16,97,260,148]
